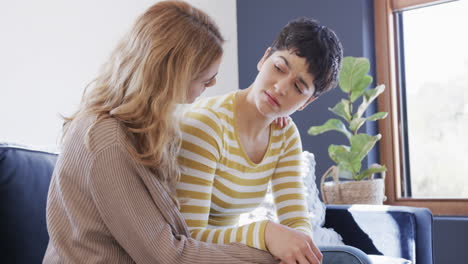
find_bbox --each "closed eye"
[274,65,284,73]
[295,83,303,94]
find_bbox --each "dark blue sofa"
[0,144,433,263]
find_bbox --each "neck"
[236,87,273,140]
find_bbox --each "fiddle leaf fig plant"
[308,56,388,181]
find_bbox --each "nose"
[274,78,289,96]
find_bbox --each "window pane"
[402,1,468,198]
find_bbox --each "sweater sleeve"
[177,109,269,251]
[88,143,275,264]
[271,122,313,235]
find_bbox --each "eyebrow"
[278,56,311,90]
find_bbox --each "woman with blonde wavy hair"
[43,1,275,263]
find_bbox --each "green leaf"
[328,145,360,176]
[355,165,387,181]
[339,57,370,93]
[355,84,386,119]
[349,117,366,133]
[308,119,352,140]
[350,133,382,163]
[329,99,352,122]
[350,75,373,102]
[367,111,388,121]
[328,144,350,164]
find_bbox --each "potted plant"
[308,56,388,204]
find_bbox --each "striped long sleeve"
[271,124,312,235]
[176,92,312,252]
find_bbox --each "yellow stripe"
[210,195,259,210]
[224,228,232,244]
[223,159,278,173]
[176,189,211,200]
[200,229,211,241]
[185,111,222,137]
[259,220,268,250]
[236,226,244,242]
[275,193,305,203]
[190,228,202,238]
[276,159,301,168]
[213,228,222,244]
[182,140,215,161]
[285,137,299,151]
[272,181,302,191]
[280,217,311,228]
[179,175,212,187]
[285,125,296,139]
[247,223,255,247]
[181,124,219,151]
[213,180,266,199]
[216,169,271,186]
[282,147,302,158]
[277,205,307,216]
[273,171,301,179]
[179,157,214,174]
[179,205,210,214]
[186,220,208,228]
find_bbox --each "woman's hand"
[273,117,289,128]
[265,221,322,264]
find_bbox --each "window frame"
[374,0,468,216]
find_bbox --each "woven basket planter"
[320,164,386,205]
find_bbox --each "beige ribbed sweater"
[43,115,276,264]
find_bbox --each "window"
[374,0,468,215]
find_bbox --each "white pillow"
[239,151,344,246]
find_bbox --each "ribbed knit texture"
[43,115,276,264]
[177,92,312,251]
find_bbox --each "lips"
[264,91,280,107]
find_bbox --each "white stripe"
[206,229,215,243]
[179,149,216,171]
[270,141,283,149]
[212,188,265,204]
[218,163,275,179]
[177,182,212,194]
[215,175,269,192]
[179,166,215,182]
[272,188,304,197]
[179,198,210,207]
[253,221,261,248]
[229,227,240,243]
[217,106,233,118]
[181,132,218,157]
[278,211,309,220]
[275,199,307,210]
[271,176,302,185]
[274,166,302,174]
[181,212,209,221]
[241,224,249,244]
[210,201,258,214]
[217,229,226,244]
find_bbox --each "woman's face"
[251,49,316,118]
[187,57,222,103]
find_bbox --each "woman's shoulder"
[66,114,128,154]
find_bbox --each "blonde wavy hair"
[63,0,224,189]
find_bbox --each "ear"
[257,47,272,71]
[297,96,318,111]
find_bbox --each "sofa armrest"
[324,204,433,264]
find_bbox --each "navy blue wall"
[237,1,468,263]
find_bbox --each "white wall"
[0,0,238,150]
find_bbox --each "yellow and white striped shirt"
[176,92,311,251]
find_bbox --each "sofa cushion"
[0,144,57,264]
